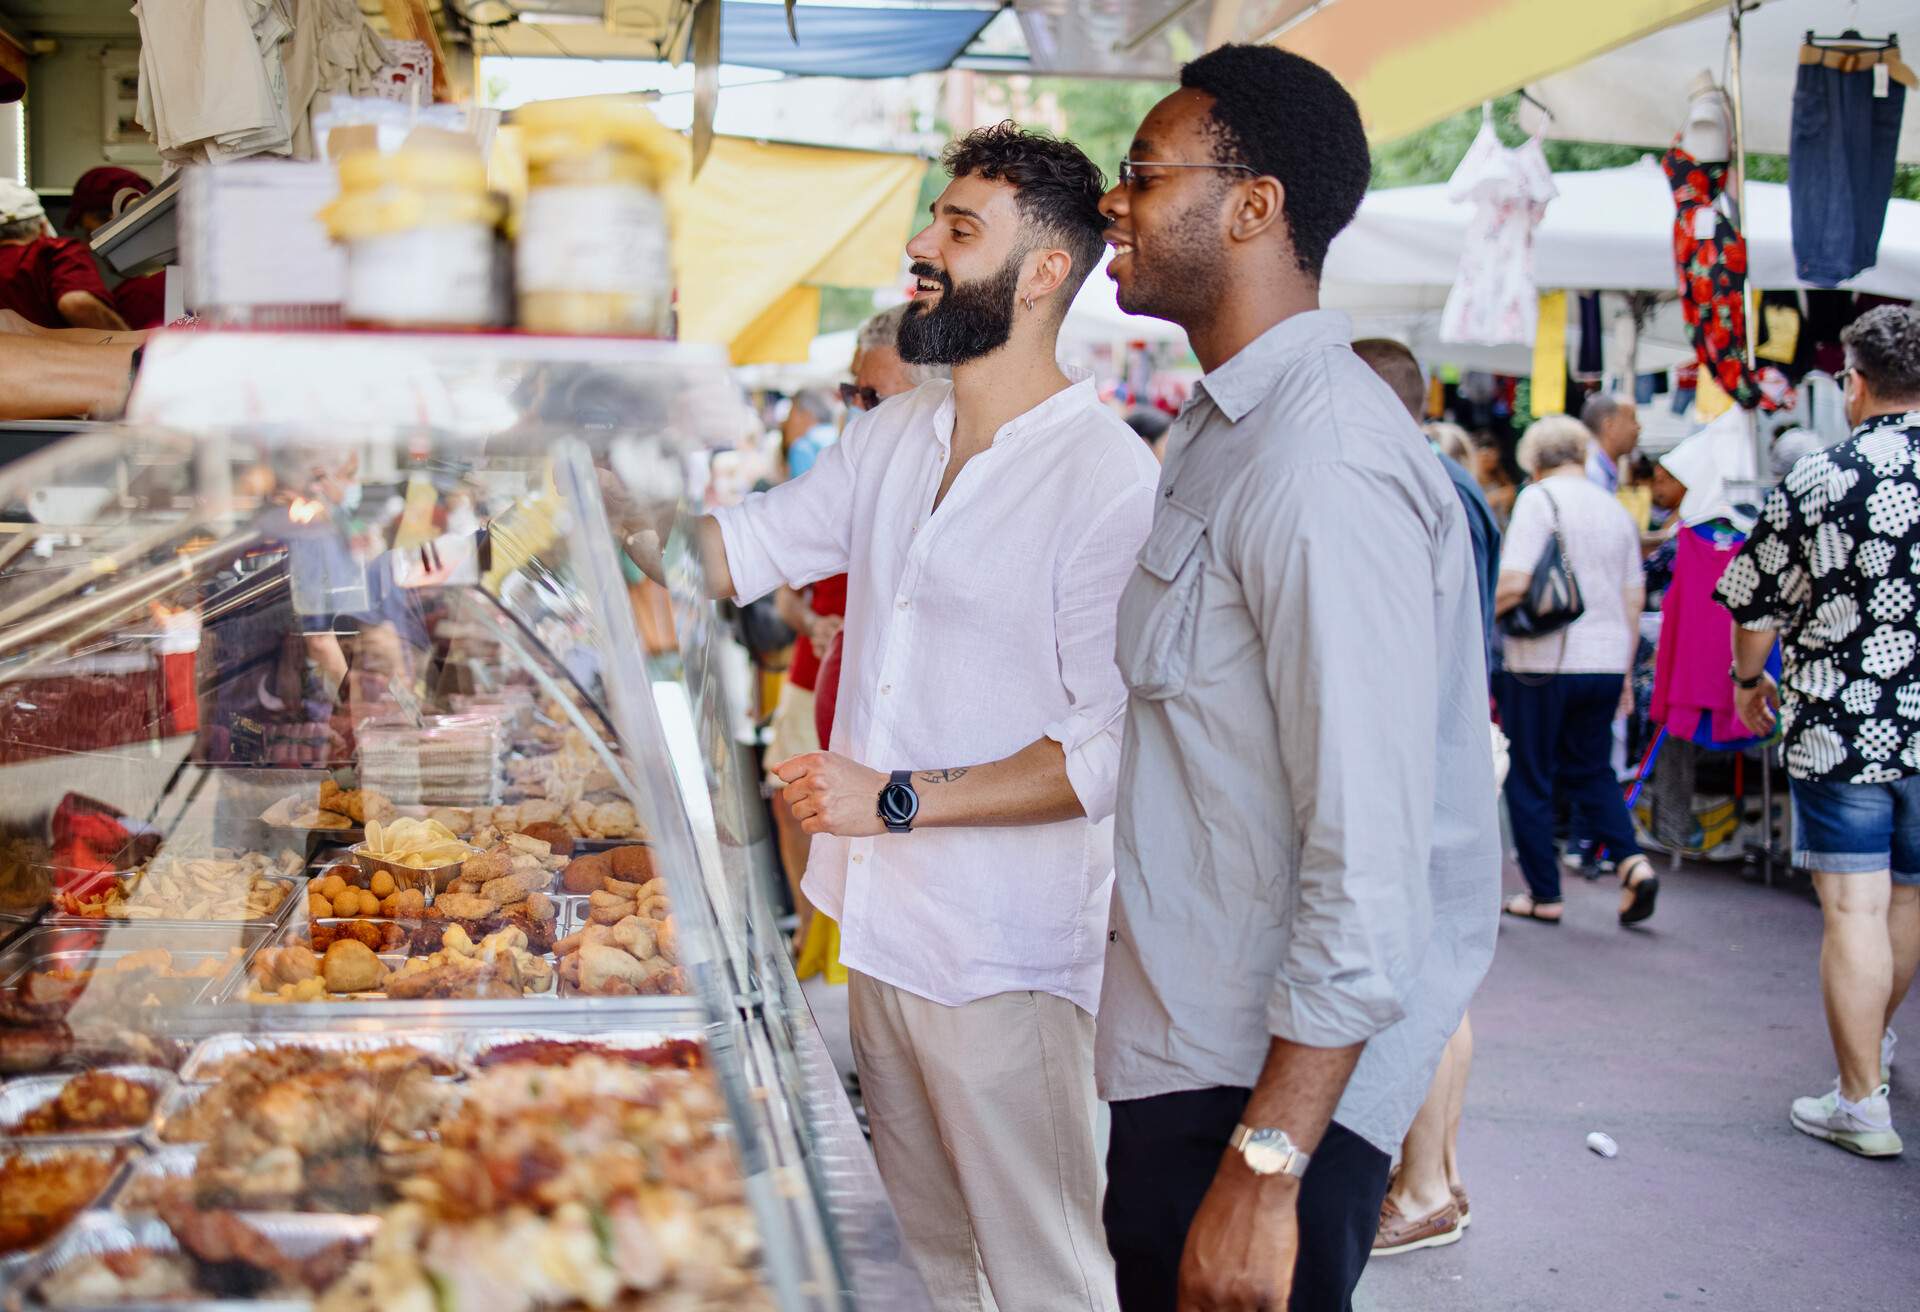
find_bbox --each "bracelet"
[1730,665,1765,690]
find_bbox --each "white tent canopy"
[1324,157,1920,303]
[1522,0,1918,164]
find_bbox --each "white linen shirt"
[711,371,1159,1013]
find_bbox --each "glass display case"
[0,331,925,1310]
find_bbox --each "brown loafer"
[1452,1184,1471,1229]
[1372,1194,1464,1256]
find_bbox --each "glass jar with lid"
[320,149,505,330]
[513,96,678,337]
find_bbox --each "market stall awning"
[670,135,927,364]
[1009,0,1724,142]
[722,3,999,78]
[1522,0,1920,163]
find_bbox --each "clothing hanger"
[1806,28,1897,50]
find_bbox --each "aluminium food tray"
[4,1209,377,1312]
[178,1029,464,1083]
[0,1067,175,1146]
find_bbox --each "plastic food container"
[320,149,505,330]
[513,95,677,336]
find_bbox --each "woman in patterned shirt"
[1718,305,1920,1159]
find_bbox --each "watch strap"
[879,769,917,833]
[1731,664,1765,689]
[1229,1123,1311,1179]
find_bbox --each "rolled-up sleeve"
[1234,464,1436,1048]
[1044,480,1156,822]
[710,422,863,604]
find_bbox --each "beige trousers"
[848,971,1118,1312]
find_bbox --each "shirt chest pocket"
[1117,501,1208,701]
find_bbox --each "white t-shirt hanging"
[1440,114,1558,347]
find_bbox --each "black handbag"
[1499,487,1585,639]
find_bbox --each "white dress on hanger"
[1440,113,1559,347]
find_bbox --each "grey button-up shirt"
[1097,311,1501,1156]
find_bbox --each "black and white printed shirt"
[1716,410,1920,783]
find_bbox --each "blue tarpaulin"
[721,3,997,79]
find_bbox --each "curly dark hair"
[941,122,1110,309]
[1179,44,1370,279]
[1841,304,1920,400]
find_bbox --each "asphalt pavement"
[1355,858,1920,1312]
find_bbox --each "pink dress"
[1440,116,1558,347]
[1651,525,1747,744]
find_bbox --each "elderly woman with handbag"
[1495,415,1660,927]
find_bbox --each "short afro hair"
[1179,44,1370,279]
[941,122,1110,309]
[1841,304,1920,401]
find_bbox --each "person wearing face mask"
[633,124,1157,1310]
[1718,305,1920,1159]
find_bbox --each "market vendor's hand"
[1177,1160,1299,1312]
[808,613,843,659]
[771,751,887,838]
[1734,674,1780,737]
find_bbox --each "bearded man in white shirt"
[671,124,1159,1311]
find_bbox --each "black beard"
[897,251,1022,366]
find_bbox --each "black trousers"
[1104,1087,1391,1312]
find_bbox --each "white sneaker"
[1884,1028,1897,1086]
[1791,1085,1903,1157]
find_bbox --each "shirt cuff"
[1044,708,1122,823]
[709,500,784,604]
[1267,971,1406,1050]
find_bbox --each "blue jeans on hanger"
[1790,53,1906,285]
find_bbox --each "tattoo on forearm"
[916,767,970,785]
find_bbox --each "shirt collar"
[929,366,1100,450]
[1192,310,1353,424]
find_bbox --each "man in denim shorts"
[1718,305,1920,1157]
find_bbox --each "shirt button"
[896,598,909,611]
[881,684,893,695]
[851,853,865,864]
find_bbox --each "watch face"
[878,782,918,828]
[1239,1128,1299,1176]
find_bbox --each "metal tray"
[0,947,254,1012]
[44,875,305,931]
[219,952,409,1006]
[0,1068,176,1146]
[6,1209,376,1310]
[0,1143,129,1269]
[0,924,268,964]
[179,1030,464,1083]
[462,1027,706,1070]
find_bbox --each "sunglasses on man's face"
[839,382,881,411]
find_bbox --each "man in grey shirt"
[1094,45,1500,1312]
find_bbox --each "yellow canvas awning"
[666,135,926,365]
[1270,0,1724,142]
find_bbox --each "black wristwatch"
[877,770,919,834]
[1731,665,1765,690]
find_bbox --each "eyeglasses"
[1117,158,1259,189]
[839,382,881,412]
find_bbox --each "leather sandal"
[1502,893,1562,924]
[1618,857,1659,927]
